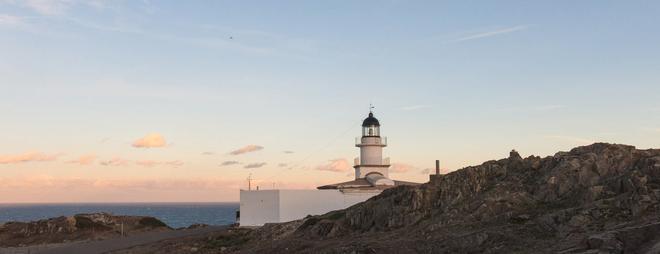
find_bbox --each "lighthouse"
[354,111,395,186]
[317,109,415,189]
[239,109,420,226]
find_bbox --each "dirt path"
[2,226,227,254]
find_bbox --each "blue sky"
[1,1,659,202]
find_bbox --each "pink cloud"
[0,175,90,189]
[229,145,263,155]
[99,157,130,167]
[0,176,234,190]
[132,133,167,148]
[0,152,59,164]
[316,159,350,172]
[66,154,96,165]
[0,175,244,202]
[89,178,238,190]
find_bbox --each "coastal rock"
[0,213,171,247]
[233,143,660,253]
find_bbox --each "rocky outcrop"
[236,143,660,253]
[0,213,171,247]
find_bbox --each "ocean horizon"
[0,202,239,229]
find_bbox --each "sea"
[0,203,239,229]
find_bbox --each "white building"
[239,110,419,227]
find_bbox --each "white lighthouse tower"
[354,110,395,186]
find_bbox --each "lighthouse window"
[363,126,379,136]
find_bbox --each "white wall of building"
[278,190,345,223]
[239,189,380,226]
[239,190,279,227]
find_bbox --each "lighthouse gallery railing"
[355,136,387,146]
[354,157,390,166]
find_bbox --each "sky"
[1,1,659,202]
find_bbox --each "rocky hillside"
[0,213,170,247]
[232,143,660,253]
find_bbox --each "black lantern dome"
[362,112,380,127]
[362,112,380,137]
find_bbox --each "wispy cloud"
[2,1,317,61]
[0,175,240,191]
[277,163,288,167]
[316,159,350,172]
[99,157,130,167]
[0,152,60,164]
[0,175,248,202]
[220,161,240,166]
[0,14,24,26]
[65,154,96,165]
[4,0,108,16]
[401,105,430,111]
[244,162,266,169]
[283,150,294,154]
[132,133,167,148]
[453,25,529,43]
[23,0,71,15]
[229,145,263,155]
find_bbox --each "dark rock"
[0,213,171,247]
[232,143,660,253]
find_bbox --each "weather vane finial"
[369,103,375,113]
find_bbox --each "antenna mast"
[247,173,252,191]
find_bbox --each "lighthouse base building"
[239,111,419,227]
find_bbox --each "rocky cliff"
[235,143,660,253]
[0,213,170,247]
